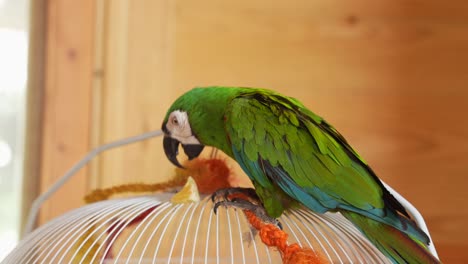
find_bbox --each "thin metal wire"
[70,199,149,263]
[19,201,110,263]
[24,130,163,234]
[321,212,372,263]
[314,212,353,263]
[152,204,184,264]
[41,200,124,263]
[280,214,302,247]
[310,212,346,263]
[21,206,88,263]
[44,199,131,263]
[204,203,214,264]
[112,201,163,262]
[138,204,177,263]
[225,208,234,264]
[96,199,157,264]
[179,202,200,264]
[190,200,209,264]
[294,208,334,262]
[322,212,370,262]
[124,202,172,264]
[286,211,314,249]
[245,213,260,264]
[166,203,194,264]
[234,209,246,264]
[85,205,136,263]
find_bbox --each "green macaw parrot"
[161,86,440,264]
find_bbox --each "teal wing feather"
[224,90,429,244]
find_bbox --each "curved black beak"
[163,136,183,168]
[163,136,204,168]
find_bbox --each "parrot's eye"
[167,110,190,133]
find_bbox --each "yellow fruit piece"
[171,176,200,204]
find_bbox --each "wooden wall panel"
[38,0,467,262]
[91,0,177,188]
[38,0,95,224]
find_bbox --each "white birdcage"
[2,130,439,264]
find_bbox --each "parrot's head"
[162,86,247,168]
[162,108,205,168]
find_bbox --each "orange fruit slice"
[171,176,200,204]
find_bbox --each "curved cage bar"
[5,194,390,264]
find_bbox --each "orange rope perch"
[244,210,327,264]
[84,158,235,204]
[84,178,186,203]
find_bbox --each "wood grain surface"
[36,0,95,223]
[35,1,468,262]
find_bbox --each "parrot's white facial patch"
[166,110,201,144]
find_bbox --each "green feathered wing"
[223,90,438,263]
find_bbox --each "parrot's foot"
[213,197,282,230]
[211,187,260,203]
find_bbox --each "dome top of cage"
[4,193,390,264]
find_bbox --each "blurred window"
[0,0,29,260]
